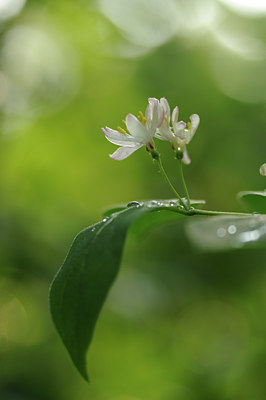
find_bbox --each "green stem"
[161,207,253,217]
[156,157,188,209]
[178,160,190,207]
[192,209,252,217]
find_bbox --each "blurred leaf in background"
[0,0,266,399]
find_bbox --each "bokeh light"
[219,0,266,17]
[0,0,26,21]
[97,0,216,56]
[0,24,80,123]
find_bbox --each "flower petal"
[185,114,200,143]
[109,144,143,160]
[155,132,167,141]
[146,97,158,122]
[156,125,174,141]
[173,121,186,139]
[149,101,160,133]
[146,98,164,132]
[125,114,149,143]
[160,98,170,123]
[172,106,179,124]
[102,127,136,147]
[182,146,191,165]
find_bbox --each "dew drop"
[102,217,109,222]
[147,200,159,208]
[169,200,177,207]
[127,201,140,207]
[227,224,237,235]
[217,227,226,238]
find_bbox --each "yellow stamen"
[122,119,127,127]
[187,121,191,130]
[117,126,127,134]
[138,111,147,125]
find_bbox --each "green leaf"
[101,204,127,217]
[49,200,187,381]
[102,199,205,219]
[238,190,266,214]
[129,200,205,238]
[186,214,266,252]
[130,209,185,237]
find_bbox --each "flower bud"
[175,150,184,160]
[151,150,159,160]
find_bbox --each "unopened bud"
[175,150,184,160]
[151,150,159,160]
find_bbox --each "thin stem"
[156,157,188,209]
[178,160,190,207]
[192,209,252,217]
[160,207,253,217]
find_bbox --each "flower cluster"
[102,97,200,164]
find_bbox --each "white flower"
[102,98,164,160]
[156,98,200,164]
[156,97,175,142]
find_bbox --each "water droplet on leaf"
[169,200,177,207]
[147,200,159,208]
[127,201,140,207]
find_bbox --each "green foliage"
[50,194,266,381]
[49,201,185,380]
[238,191,266,214]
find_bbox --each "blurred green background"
[0,0,266,399]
